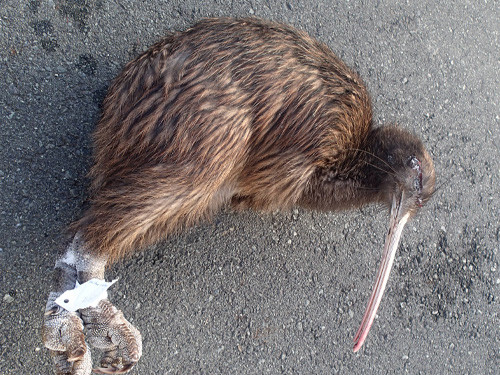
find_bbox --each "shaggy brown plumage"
[72,17,434,263]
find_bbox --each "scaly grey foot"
[80,299,142,374]
[43,293,92,375]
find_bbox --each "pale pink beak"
[353,193,410,352]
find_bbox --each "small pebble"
[3,294,14,303]
[56,65,67,74]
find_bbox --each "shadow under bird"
[42,17,436,374]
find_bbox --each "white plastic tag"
[55,278,118,312]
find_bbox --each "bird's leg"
[76,236,142,375]
[43,233,142,374]
[43,234,93,375]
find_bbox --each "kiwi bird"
[42,17,435,374]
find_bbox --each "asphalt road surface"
[0,1,499,374]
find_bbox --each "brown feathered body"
[75,18,434,262]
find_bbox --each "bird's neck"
[298,129,392,211]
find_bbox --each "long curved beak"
[353,192,410,352]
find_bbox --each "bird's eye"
[408,156,423,194]
[408,156,420,169]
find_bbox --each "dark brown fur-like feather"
[73,18,427,262]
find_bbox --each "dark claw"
[67,347,86,362]
[45,306,61,316]
[93,363,136,374]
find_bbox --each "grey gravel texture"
[0,0,499,374]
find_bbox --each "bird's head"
[375,126,436,217]
[353,126,435,351]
